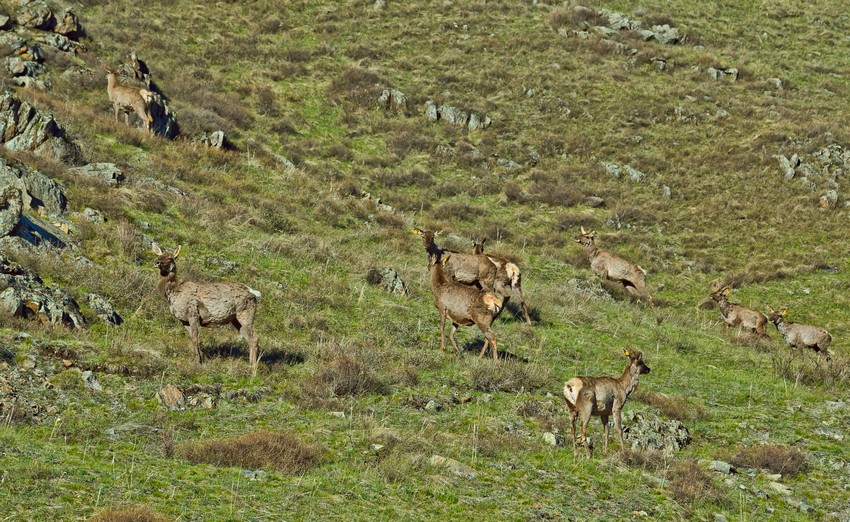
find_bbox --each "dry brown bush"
[177,430,323,474]
[303,351,387,399]
[621,448,668,471]
[730,444,808,476]
[330,66,386,107]
[89,505,169,522]
[668,460,728,506]
[470,359,550,393]
[633,390,708,421]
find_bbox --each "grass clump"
[633,390,708,421]
[89,505,170,522]
[469,359,550,392]
[176,430,323,474]
[730,444,808,476]
[303,351,387,400]
[668,460,728,507]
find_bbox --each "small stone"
[81,208,105,224]
[768,78,783,89]
[329,411,346,419]
[542,432,559,446]
[713,514,728,522]
[430,454,477,479]
[585,196,605,207]
[661,185,672,198]
[819,190,838,208]
[424,400,439,412]
[157,384,185,411]
[425,100,438,122]
[81,370,102,391]
[768,481,791,496]
[709,460,736,474]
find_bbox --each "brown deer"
[152,244,261,371]
[413,227,498,292]
[428,252,502,360]
[471,238,532,324]
[768,307,832,363]
[107,69,153,133]
[574,227,652,305]
[563,349,651,458]
[709,286,768,337]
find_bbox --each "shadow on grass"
[204,340,305,366]
[461,339,529,362]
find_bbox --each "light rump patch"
[564,378,583,405]
[482,293,503,313]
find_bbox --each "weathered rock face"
[194,130,228,149]
[365,267,408,295]
[0,185,23,236]
[0,255,84,328]
[623,411,692,456]
[0,92,80,163]
[777,144,850,207]
[84,293,122,326]
[14,0,54,30]
[424,100,491,130]
[149,92,179,139]
[378,88,407,115]
[53,9,81,37]
[0,157,66,217]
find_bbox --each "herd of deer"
[114,59,830,456]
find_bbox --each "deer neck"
[583,242,600,259]
[157,271,180,302]
[717,297,732,317]
[429,261,449,291]
[773,317,788,334]
[107,74,117,94]
[618,363,642,398]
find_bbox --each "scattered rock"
[0,6,10,29]
[814,427,844,441]
[157,384,185,411]
[194,130,229,149]
[6,56,44,77]
[430,454,477,479]
[707,67,739,81]
[378,88,407,114]
[819,190,838,208]
[622,411,691,455]
[365,267,408,295]
[497,158,522,171]
[603,161,647,182]
[661,185,672,198]
[68,163,124,186]
[777,144,850,205]
[135,176,186,196]
[709,460,736,474]
[39,33,76,53]
[81,370,101,391]
[0,185,23,237]
[440,105,467,126]
[768,481,791,496]
[0,255,84,328]
[542,432,564,446]
[15,0,54,30]
[585,195,605,207]
[373,0,386,9]
[425,100,438,122]
[649,24,683,45]
[204,255,238,275]
[768,77,783,90]
[424,100,491,130]
[713,514,727,522]
[81,207,105,223]
[53,9,81,37]
[824,400,846,411]
[424,400,440,412]
[0,158,66,217]
[84,293,122,326]
[0,92,81,163]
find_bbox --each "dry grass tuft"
[303,350,387,400]
[772,351,850,387]
[730,444,808,476]
[330,66,387,107]
[633,390,708,421]
[177,430,323,474]
[668,460,728,507]
[89,505,170,522]
[470,359,550,392]
[621,448,668,471]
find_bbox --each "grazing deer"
[563,349,651,458]
[472,238,532,324]
[152,244,261,371]
[574,227,652,305]
[106,69,153,133]
[413,227,498,291]
[428,252,502,360]
[768,307,832,363]
[709,286,768,337]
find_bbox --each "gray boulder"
[53,9,81,37]
[0,5,11,29]
[378,88,407,114]
[366,267,408,295]
[0,92,80,163]
[6,57,43,77]
[0,34,26,55]
[650,24,683,45]
[0,158,66,217]
[440,105,468,126]
[69,163,124,186]
[84,293,122,326]
[81,207,105,223]
[425,100,438,122]
[194,130,229,149]
[622,411,691,456]
[0,256,84,328]
[39,34,75,53]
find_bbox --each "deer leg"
[113,104,120,122]
[514,285,532,325]
[185,318,202,364]
[601,415,610,454]
[580,409,592,458]
[448,322,461,355]
[614,407,626,451]
[568,409,579,457]
[124,111,131,128]
[438,312,447,352]
[235,315,258,373]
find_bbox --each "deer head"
[574,226,596,247]
[709,286,731,302]
[767,306,787,324]
[624,348,651,374]
[152,244,181,277]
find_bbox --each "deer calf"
[107,69,153,133]
[709,286,768,337]
[472,238,532,324]
[153,245,261,371]
[574,227,652,305]
[563,349,651,457]
[768,307,832,363]
[428,252,502,360]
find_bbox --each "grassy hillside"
[1,0,849,520]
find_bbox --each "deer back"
[167,281,258,326]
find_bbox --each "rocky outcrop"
[14,0,53,30]
[776,144,850,207]
[68,163,124,186]
[194,130,229,149]
[556,6,686,46]
[84,293,122,326]
[623,411,691,456]
[0,157,66,217]
[0,255,84,328]
[365,267,408,295]
[0,185,23,236]
[0,91,80,163]
[424,100,491,131]
[378,88,407,115]
[708,67,739,81]
[603,161,647,182]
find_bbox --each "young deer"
[107,69,153,133]
[709,286,768,337]
[413,228,498,291]
[471,238,532,324]
[153,245,261,371]
[563,349,651,458]
[574,227,652,305]
[768,307,832,363]
[429,252,502,360]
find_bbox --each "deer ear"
[724,288,730,296]
[624,348,630,357]
[151,243,163,256]
[580,226,587,234]
[782,308,787,316]
[412,228,420,235]
[173,245,181,258]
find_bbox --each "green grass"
[1,0,850,520]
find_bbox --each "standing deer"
[768,307,832,363]
[563,349,651,458]
[153,244,261,371]
[574,227,653,305]
[413,227,498,292]
[709,286,768,337]
[472,238,532,324]
[428,252,502,360]
[107,69,153,133]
